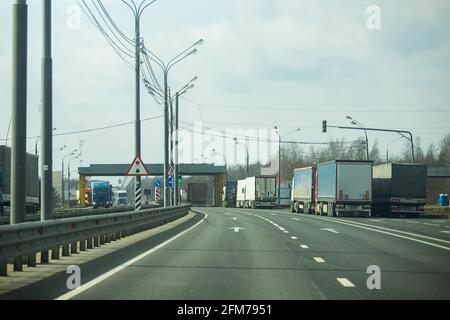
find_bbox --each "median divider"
[0,204,160,225]
[0,204,191,276]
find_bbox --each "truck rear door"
[337,162,372,201]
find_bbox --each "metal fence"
[0,204,191,276]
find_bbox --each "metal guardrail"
[0,204,191,276]
[0,204,160,225]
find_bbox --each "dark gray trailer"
[0,146,39,215]
[372,163,427,217]
[316,160,373,217]
[290,165,316,214]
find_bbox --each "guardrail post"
[14,256,23,271]
[41,250,49,263]
[52,246,59,259]
[62,244,70,256]
[87,238,93,249]
[27,253,36,267]
[94,236,100,247]
[0,259,7,276]
[80,239,86,251]
[71,241,78,254]
[100,235,105,245]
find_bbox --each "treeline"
[227,133,450,183]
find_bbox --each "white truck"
[236,176,277,209]
[315,160,372,217]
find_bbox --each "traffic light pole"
[324,124,415,163]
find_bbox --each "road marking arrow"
[229,227,244,233]
[320,228,339,234]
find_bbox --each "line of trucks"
[290,160,427,217]
[223,160,427,217]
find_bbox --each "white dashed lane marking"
[313,257,325,263]
[290,236,298,240]
[300,245,309,249]
[337,278,355,287]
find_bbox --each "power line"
[180,96,450,113]
[0,115,163,142]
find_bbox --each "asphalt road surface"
[2,207,449,300]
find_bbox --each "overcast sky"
[1,0,449,180]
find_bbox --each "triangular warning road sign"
[125,154,150,176]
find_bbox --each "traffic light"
[177,176,182,184]
[322,120,327,133]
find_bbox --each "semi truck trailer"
[236,176,277,209]
[187,183,208,205]
[290,165,317,214]
[372,163,427,217]
[91,181,112,208]
[0,146,39,215]
[222,181,237,208]
[315,160,372,217]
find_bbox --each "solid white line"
[300,245,309,249]
[291,218,300,221]
[337,278,355,287]
[406,221,420,224]
[290,236,298,240]
[320,216,450,244]
[423,223,440,227]
[440,230,450,234]
[308,216,450,250]
[55,211,208,300]
[278,227,286,231]
[313,257,325,263]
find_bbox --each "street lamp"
[142,39,203,207]
[62,149,77,208]
[67,155,79,208]
[233,137,249,178]
[274,127,300,207]
[386,136,405,163]
[347,116,369,160]
[34,127,56,157]
[172,77,197,206]
[122,0,157,211]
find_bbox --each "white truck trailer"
[315,160,372,217]
[236,176,277,209]
[290,165,317,214]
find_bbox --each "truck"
[91,181,112,208]
[315,160,372,217]
[116,189,128,206]
[0,146,39,215]
[187,183,208,205]
[372,163,427,217]
[290,165,317,214]
[236,176,277,209]
[222,181,237,208]
[236,179,246,208]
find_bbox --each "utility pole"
[164,71,169,207]
[10,0,28,273]
[174,92,179,206]
[41,0,53,222]
[134,14,142,211]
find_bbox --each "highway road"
[1,207,449,300]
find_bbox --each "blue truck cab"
[91,181,112,208]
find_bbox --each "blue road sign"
[168,176,174,188]
[154,180,161,188]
